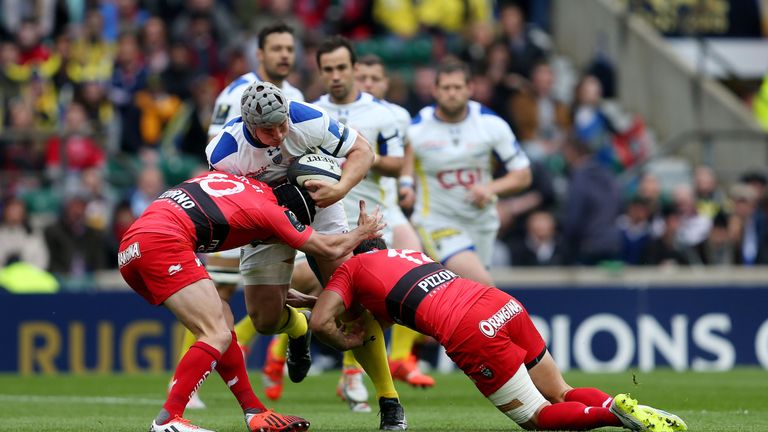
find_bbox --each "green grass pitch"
[0,368,766,431]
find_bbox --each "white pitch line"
[0,394,164,406]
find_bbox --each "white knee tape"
[240,260,294,285]
[207,269,242,285]
[487,364,547,425]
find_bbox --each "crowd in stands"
[0,0,766,291]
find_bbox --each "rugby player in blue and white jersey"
[313,36,405,414]
[205,82,407,430]
[404,60,532,287]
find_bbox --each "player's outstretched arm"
[305,134,374,207]
[310,290,366,351]
[298,200,385,260]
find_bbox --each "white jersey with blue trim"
[314,92,403,216]
[208,72,305,137]
[205,100,358,187]
[407,100,530,223]
[379,100,411,213]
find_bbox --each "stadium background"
[1,0,768,424]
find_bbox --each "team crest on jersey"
[284,210,306,232]
[479,365,494,379]
[117,242,141,267]
[212,104,231,125]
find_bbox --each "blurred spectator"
[75,80,115,138]
[104,199,136,269]
[1,0,57,39]
[561,138,620,265]
[706,210,733,266]
[69,8,114,84]
[404,66,435,114]
[140,16,170,75]
[110,31,147,153]
[170,0,235,52]
[183,12,223,80]
[44,102,105,180]
[636,171,667,237]
[15,19,50,65]
[571,74,616,169]
[416,0,491,34]
[497,160,556,245]
[129,165,165,217]
[672,184,712,264]
[510,210,564,266]
[646,205,690,266]
[458,21,496,73]
[0,197,48,269]
[617,196,653,265]
[372,0,419,38]
[100,0,149,42]
[740,171,768,216]
[169,75,217,161]
[43,194,107,290]
[509,60,570,161]
[728,183,768,265]
[694,165,725,220]
[79,167,118,232]
[134,73,182,146]
[1,100,45,174]
[160,41,198,100]
[497,3,546,78]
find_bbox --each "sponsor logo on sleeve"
[478,299,523,338]
[117,242,141,267]
[284,210,306,232]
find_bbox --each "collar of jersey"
[242,122,270,148]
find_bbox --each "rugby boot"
[337,366,371,412]
[150,416,214,432]
[389,355,435,388]
[378,397,407,430]
[639,405,688,431]
[261,338,286,401]
[246,410,310,432]
[610,393,674,431]
[286,310,312,383]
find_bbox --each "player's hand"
[286,288,316,308]
[304,179,345,208]
[466,184,496,209]
[357,200,386,239]
[398,185,415,210]
[339,317,366,350]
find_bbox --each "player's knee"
[248,310,282,335]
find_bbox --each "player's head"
[434,60,472,118]
[257,22,296,83]
[355,54,388,99]
[317,35,357,103]
[241,81,289,147]
[353,238,387,255]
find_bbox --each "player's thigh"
[291,253,323,296]
[444,250,494,286]
[466,223,499,269]
[243,283,290,332]
[206,248,241,301]
[164,278,230,347]
[527,351,572,403]
[240,242,296,286]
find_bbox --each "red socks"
[164,341,221,419]
[537,401,622,430]
[215,331,266,412]
[565,387,614,408]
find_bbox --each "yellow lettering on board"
[121,321,165,373]
[18,321,60,375]
[69,321,114,373]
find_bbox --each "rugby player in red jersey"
[118,171,384,432]
[310,239,688,432]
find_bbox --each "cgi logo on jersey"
[479,299,523,338]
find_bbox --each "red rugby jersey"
[325,249,491,343]
[123,171,312,252]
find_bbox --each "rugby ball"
[287,153,342,187]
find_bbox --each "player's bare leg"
[172,252,249,410]
[442,250,495,287]
[262,258,322,400]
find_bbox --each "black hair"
[353,238,387,255]
[257,22,294,50]
[316,35,356,68]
